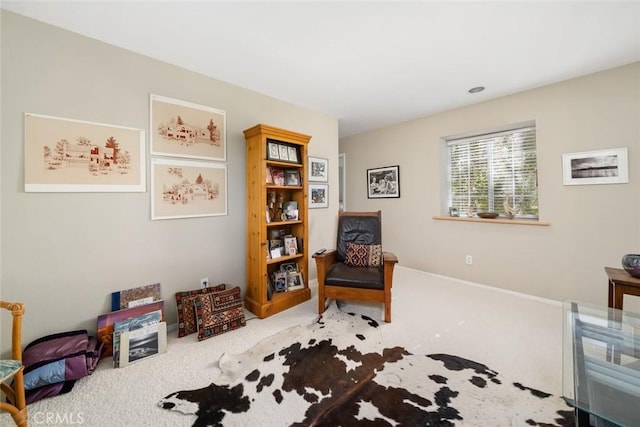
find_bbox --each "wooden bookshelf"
[243,124,311,318]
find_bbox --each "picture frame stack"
[308,156,328,209]
[267,261,305,300]
[149,94,228,220]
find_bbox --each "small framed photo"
[285,169,301,186]
[271,168,285,186]
[273,271,288,292]
[284,236,298,255]
[448,207,459,217]
[278,145,289,161]
[280,262,299,273]
[267,142,280,160]
[309,157,328,182]
[287,146,299,163]
[309,183,328,209]
[265,165,274,184]
[562,148,628,185]
[287,272,304,290]
[283,201,298,220]
[367,165,400,199]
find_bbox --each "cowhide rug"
[159,305,575,426]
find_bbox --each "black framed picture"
[267,142,280,160]
[285,169,300,186]
[367,165,400,199]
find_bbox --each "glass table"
[562,301,640,426]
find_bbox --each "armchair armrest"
[313,249,337,268]
[313,249,337,288]
[383,251,398,266]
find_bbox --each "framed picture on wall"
[309,183,328,208]
[562,148,628,185]
[24,113,146,192]
[308,157,328,182]
[367,165,400,198]
[150,94,226,161]
[151,158,227,220]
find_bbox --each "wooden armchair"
[0,301,27,427]
[313,211,398,322]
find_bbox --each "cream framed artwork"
[150,94,226,161]
[562,148,628,185]
[24,113,146,192]
[151,158,227,220]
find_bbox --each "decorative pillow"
[344,242,383,267]
[175,284,226,338]
[193,287,246,341]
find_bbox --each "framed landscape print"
[24,113,145,192]
[562,148,628,185]
[367,165,400,198]
[150,94,226,161]
[151,158,227,220]
[309,156,328,182]
[309,183,328,208]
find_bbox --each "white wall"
[0,11,339,347]
[341,62,640,306]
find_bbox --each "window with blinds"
[446,124,538,219]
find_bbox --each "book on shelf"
[118,322,167,368]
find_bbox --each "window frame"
[443,121,538,220]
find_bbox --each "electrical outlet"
[465,255,473,265]
[200,277,209,288]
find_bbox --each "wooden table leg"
[608,279,614,308]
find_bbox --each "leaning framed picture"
[151,158,227,220]
[562,148,628,185]
[150,94,226,161]
[309,183,329,209]
[367,165,400,198]
[24,113,146,192]
[308,156,328,182]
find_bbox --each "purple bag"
[22,330,103,403]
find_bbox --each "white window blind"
[446,125,538,218]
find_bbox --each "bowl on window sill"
[477,212,499,219]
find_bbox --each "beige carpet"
[1,267,569,426]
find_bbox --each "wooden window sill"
[432,216,551,226]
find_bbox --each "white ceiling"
[2,1,639,138]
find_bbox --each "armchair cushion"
[344,243,382,267]
[325,263,384,289]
